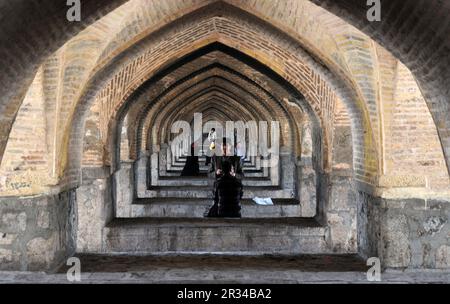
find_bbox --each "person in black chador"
[209,139,243,181]
[181,143,200,176]
[206,160,243,218]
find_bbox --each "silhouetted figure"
[181,143,200,176]
[205,160,243,218]
[209,141,243,181]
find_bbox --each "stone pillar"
[77,167,113,253]
[315,168,357,254]
[297,157,317,217]
[134,151,149,198]
[114,161,134,217]
[158,145,168,177]
[357,191,380,261]
[326,169,357,253]
[278,147,295,195]
[358,192,450,270]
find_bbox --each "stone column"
[326,169,357,253]
[297,157,317,217]
[114,161,134,217]
[77,167,113,253]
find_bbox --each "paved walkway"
[1,254,448,284]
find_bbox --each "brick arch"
[150,86,282,150]
[102,51,314,173]
[141,84,278,161]
[0,1,380,190]
[171,92,267,123]
[190,106,247,125]
[171,97,274,129]
[119,100,249,163]
[139,75,277,143]
[194,106,245,124]
[102,51,310,170]
[1,1,448,194]
[67,13,375,186]
[87,0,388,175]
[141,74,294,153]
[0,0,127,165]
[109,65,288,167]
[310,0,450,175]
[161,97,263,148]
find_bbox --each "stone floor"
[57,253,368,273]
[0,254,449,284]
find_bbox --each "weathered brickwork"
[0,0,448,195]
[69,12,370,188]
[126,51,306,160]
[140,72,292,150]
[0,69,54,196]
[310,0,450,177]
[386,64,449,189]
[0,0,128,169]
[334,99,351,128]
[86,59,296,166]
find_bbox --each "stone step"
[168,164,211,170]
[168,164,261,172]
[175,155,256,162]
[171,162,255,169]
[141,186,295,200]
[130,198,302,218]
[103,217,327,254]
[169,158,260,169]
[161,169,269,178]
[151,176,276,187]
[155,175,270,181]
[176,157,254,164]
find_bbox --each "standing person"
[204,139,244,218]
[210,140,243,181]
[205,160,243,218]
[181,143,200,176]
[205,128,216,166]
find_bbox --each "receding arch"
[67,22,372,185]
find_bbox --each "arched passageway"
[0,1,448,277]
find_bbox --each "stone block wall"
[358,192,450,270]
[0,190,77,271]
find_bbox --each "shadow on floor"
[57,253,367,273]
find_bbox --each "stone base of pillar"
[0,190,77,272]
[358,192,450,270]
